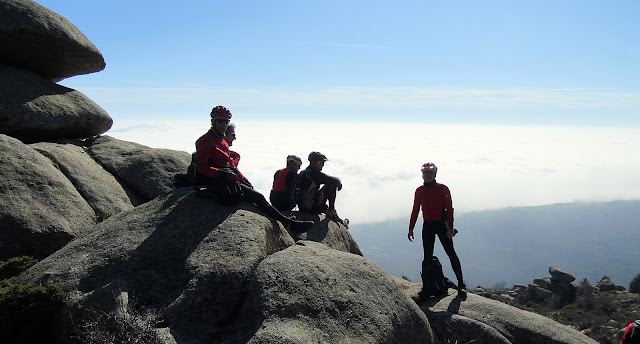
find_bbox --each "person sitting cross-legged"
[295,151,346,226]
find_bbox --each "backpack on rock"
[419,256,456,299]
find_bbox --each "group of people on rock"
[193,105,465,297]
[194,106,344,234]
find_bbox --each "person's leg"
[241,185,313,233]
[435,223,464,288]
[419,222,438,296]
[322,183,337,211]
[421,222,437,262]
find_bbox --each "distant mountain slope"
[350,200,640,288]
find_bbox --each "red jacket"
[409,181,454,230]
[272,166,296,193]
[195,129,233,178]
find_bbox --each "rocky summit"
[1,2,609,343]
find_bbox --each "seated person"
[270,155,302,211]
[224,122,240,168]
[195,105,313,233]
[295,151,343,221]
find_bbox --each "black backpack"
[420,256,456,298]
[173,153,197,188]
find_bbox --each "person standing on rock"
[408,162,465,295]
[195,105,313,233]
[294,151,347,226]
[270,155,303,211]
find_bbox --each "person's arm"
[284,170,296,194]
[195,137,219,178]
[443,185,457,238]
[408,188,421,241]
[311,170,342,189]
[443,185,454,229]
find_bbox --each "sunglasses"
[215,118,230,124]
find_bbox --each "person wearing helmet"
[294,151,344,223]
[224,122,240,168]
[195,106,313,233]
[408,162,465,295]
[270,155,303,211]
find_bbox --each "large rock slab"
[16,189,297,343]
[0,64,113,143]
[0,134,95,260]
[0,0,105,81]
[394,278,597,344]
[291,212,362,255]
[245,241,436,343]
[87,136,191,202]
[30,140,138,221]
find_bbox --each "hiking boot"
[457,282,467,294]
[288,220,315,234]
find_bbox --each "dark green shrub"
[630,273,640,293]
[0,256,38,280]
[0,279,66,344]
[74,303,162,344]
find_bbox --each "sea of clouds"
[108,120,640,224]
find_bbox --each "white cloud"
[73,85,640,122]
[107,121,640,224]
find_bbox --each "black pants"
[422,221,463,285]
[269,190,295,211]
[202,175,291,224]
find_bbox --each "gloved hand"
[446,228,458,239]
[218,169,241,184]
[226,174,241,184]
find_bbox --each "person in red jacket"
[408,162,465,294]
[622,320,640,344]
[195,106,313,233]
[270,155,302,211]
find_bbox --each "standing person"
[195,105,313,233]
[408,162,465,295]
[224,122,240,168]
[295,152,345,224]
[270,155,302,211]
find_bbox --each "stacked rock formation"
[0,0,190,260]
[1,0,111,143]
[511,266,578,307]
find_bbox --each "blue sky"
[39,0,640,125]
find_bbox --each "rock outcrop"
[0,0,106,81]
[87,135,191,202]
[1,134,190,260]
[0,64,113,143]
[290,211,362,255]
[394,278,598,344]
[30,140,138,220]
[17,189,432,343]
[0,134,95,260]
